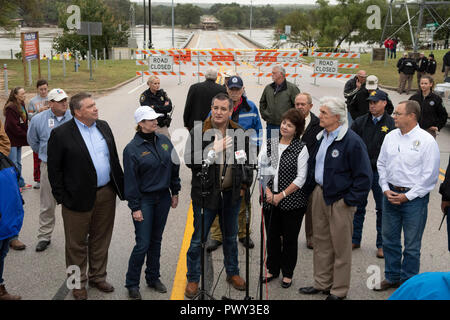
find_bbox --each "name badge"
[48,118,55,128]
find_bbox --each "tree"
[275,9,319,49]
[52,0,129,59]
[0,0,19,30]
[175,4,203,28]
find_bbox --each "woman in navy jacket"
[123,106,181,300]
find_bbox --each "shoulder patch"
[140,95,146,103]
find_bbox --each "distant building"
[200,15,219,30]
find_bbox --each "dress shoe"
[148,279,167,293]
[9,239,26,250]
[281,278,292,289]
[36,240,51,252]
[298,286,330,295]
[88,281,115,293]
[226,275,246,291]
[239,236,255,249]
[306,241,313,250]
[373,279,401,291]
[128,287,142,300]
[206,239,222,253]
[352,243,360,250]
[261,274,278,283]
[72,288,87,300]
[0,284,21,300]
[376,248,384,259]
[325,294,346,300]
[184,281,199,299]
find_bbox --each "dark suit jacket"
[183,79,227,130]
[47,118,124,212]
[301,111,323,155]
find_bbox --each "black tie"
[373,118,379,125]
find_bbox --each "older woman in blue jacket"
[123,106,181,300]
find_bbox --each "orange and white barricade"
[311,52,360,59]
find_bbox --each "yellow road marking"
[440,168,446,175]
[170,202,194,300]
[439,174,444,182]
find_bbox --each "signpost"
[77,22,102,80]
[314,59,338,74]
[426,23,439,52]
[21,31,41,86]
[149,55,174,72]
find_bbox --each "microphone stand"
[192,161,215,300]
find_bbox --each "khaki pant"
[417,71,426,89]
[62,185,116,287]
[210,197,250,241]
[311,185,356,298]
[445,66,450,80]
[38,162,57,241]
[304,193,313,244]
[398,72,413,94]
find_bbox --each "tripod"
[192,162,215,300]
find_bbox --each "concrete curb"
[237,32,268,49]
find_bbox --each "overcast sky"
[130,0,337,5]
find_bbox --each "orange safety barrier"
[311,73,354,79]
[136,71,186,76]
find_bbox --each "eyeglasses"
[392,112,408,116]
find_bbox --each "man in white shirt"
[375,100,440,291]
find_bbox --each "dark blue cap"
[367,89,388,102]
[227,76,243,89]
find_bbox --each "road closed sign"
[314,59,338,74]
[150,55,173,72]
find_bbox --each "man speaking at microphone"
[184,93,253,299]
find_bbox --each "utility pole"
[414,0,425,53]
[250,0,253,38]
[172,0,175,48]
[149,0,153,49]
[143,0,147,49]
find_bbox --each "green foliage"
[52,0,129,59]
[175,4,203,28]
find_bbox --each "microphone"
[234,150,247,164]
[203,149,216,167]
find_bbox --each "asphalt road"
[4,30,449,301]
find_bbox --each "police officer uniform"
[139,88,172,138]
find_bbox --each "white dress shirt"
[258,142,309,192]
[377,124,440,201]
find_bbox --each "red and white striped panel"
[253,73,302,78]
[311,52,360,59]
[192,61,242,66]
[193,72,224,77]
[252,62,303,68]
[311,73,354,79]
[255,52,303,58]
[337,63,359,69]
[135,50,189,56]
[136,60,148,65]
[191,50,242,56]
[136,71,186,76]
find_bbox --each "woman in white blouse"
[259,108,309,289]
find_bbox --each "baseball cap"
[134,106,163,123]
[227,76,243,89]
[365,75,379,90]
[48,88,68,102]
[367,89,388,102]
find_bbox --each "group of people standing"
[0,61,448,301]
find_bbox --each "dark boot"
[0,284,21,300]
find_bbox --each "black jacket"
[409,91,448,131]
[348,87,394,120]
[183,79,227,131]
[397,57,406,73]
[47,119,125,212]
[184,117,253,210]
[351,112,395,170]
[440,155,450,202]
[301,112,323,154]
[399,58,417,75]
[427,59,437,75]
[139,88,172,128]
[416,57,428,72]
[344,77,360,105]
[443,51,450,69]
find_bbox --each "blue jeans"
[352,170,383,248]
[8,147,25,188]
[125,190,171,289]
[382,191,429,283]
[0,237,12,285]
[186,191,241,282]
[266,124,280,140]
